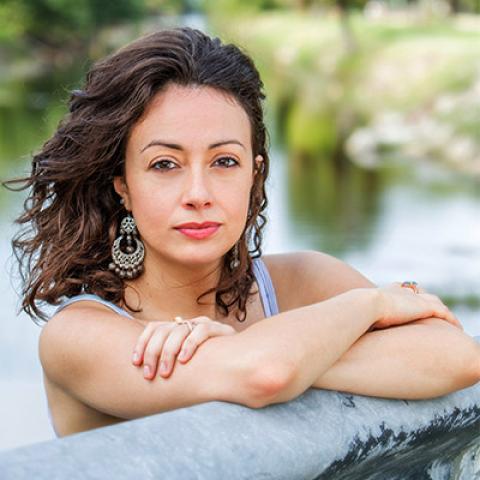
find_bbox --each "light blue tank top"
[47,257,279,437]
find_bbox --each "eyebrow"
[140,139,246,153]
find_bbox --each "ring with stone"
[401,281,419,294]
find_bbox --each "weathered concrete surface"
[1,336,479,480]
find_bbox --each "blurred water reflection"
[266,146,480,335]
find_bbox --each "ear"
[113,176,131,210]
[253,155,263,180]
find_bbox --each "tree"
[1,0,146,50]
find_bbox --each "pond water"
[0,55,478,452]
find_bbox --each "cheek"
[129,186,173,232]
[218,179,251,214]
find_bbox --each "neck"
[123,255,225,321]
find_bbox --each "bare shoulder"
[39,301,264,433]
[261,250,376,311]
[39,302,141,388]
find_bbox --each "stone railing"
[1,336,479,479]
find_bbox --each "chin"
[172,248,226,267]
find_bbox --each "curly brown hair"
[4,26,271,324]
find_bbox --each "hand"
[131,316,237,380]
[371,282,462,330]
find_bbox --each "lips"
[174,221,221,229]
[174,221,221,240]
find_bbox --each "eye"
[215,156,239,168]
[151,159,177,171]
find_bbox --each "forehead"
[129,83,251,150]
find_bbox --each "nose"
[181,166,213,209]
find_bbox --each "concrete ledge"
[1,336,479,480]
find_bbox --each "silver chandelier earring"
[109,214,145,279]
[230,242,240,270]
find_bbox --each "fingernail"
[178,349,187,360]
[160,361,168,373]
[144,365,150,377]
[132,352,139,363]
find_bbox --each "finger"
[428,314,464,330]
[177,322,232,364]
[428,297,460,328]
[425,300,462,329]
[176,323,209,363]
[425,294,463,329]
[132,320,172,366]
[156,324,192,378]
[435,310,459,328]
[449,315,463,330]
[142,326,181,379]
[190,316,237,334]
[430,296,463,329]
[434,308,463,330]
[132,323,157,366]
[188,315,213,325]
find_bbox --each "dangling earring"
[230,242,240,270]
[109,213,145,279]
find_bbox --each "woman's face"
[114,83,263,269]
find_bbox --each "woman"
[7,27,479,438]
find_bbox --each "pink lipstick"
[174,221,221,240]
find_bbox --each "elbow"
[247,361,295,409]
[455,337,480,390]
[466,340,480,386]
[427,326,480,392]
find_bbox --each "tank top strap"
[252,257,280,318]
[54,293,133,319]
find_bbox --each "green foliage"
[449,0,480,12]
[315,0,368,11]
[203,0,370,15]
[0,0,147,47]
[0,2,27,44]
[213,11,480,162]
[203,0,287,16]
[0,0,205,48]
[286,100,338,157]
[144,0,198,14]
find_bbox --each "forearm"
[239,288,380,402]
[311,319,480,400]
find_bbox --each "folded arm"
[263,250,480,403]
[312,318,480,399]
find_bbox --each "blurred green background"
[0,0,479,451]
